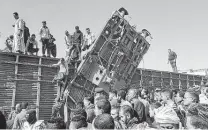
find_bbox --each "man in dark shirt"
[23,21,30,48]
[68,26,83,61]
[168,49,178,72]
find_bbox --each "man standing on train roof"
[168,49,178,72]
[13,12,25,54]
[118,7,129,17]
[51,58,68,100]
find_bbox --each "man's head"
[92,114,115,130]
[183,90,199,107]
[118,7,128,17]
[94,87,105,100]
[111,105,120,120]
[21,102,29,109]
[94,99,111,116]
[86,28,90,34]
[76,101,84,109]
[31,34,36,40]
[15,104,21,113]
[25,109,37,124]
[186,103,208,129]
[60,58,65,64]
[69,115,87,129]
[71,108,87,119]
[141,88,148,98]
[47,117,66,129]
[119,105,134,125]
[75,26,79,32]
[175,91,184,103]
[23,21,26,26]
[42,21,46,27]
[13,12,19,20]
[168,49,171,53]
[126,88,138,102]
[161,90,173,102]
[65,30,69,36]
[0,111,6,129]
[109,89,117,101]
[83,96,94,107]
[117,89,127,101]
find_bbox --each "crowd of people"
[1,85,208,129]
[2,11,97,60]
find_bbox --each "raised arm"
[51,61,61,67]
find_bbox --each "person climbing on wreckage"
[51,58,69,100]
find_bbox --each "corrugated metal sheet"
[15,81,37,108]
[0,52,59,120]
[0,53,15,115]
[39,82,57,121]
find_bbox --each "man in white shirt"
[64,30,73,57]
[39,21,50,57]
[83,28,95,50]
[52,58,68,100]
[13,12,24,54]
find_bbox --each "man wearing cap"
[13,12,25,54]
[39,21,50,57]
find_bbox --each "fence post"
[11,55,19,111]
[36,58,42,120]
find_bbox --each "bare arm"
[25,40,30,52]
[51,61,61,67]
[35,40,38,48]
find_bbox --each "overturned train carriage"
[69,10,151,99]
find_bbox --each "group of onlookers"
[3,12,56,58]
[0,85,208,129]
[53,85,208,129]
[2,12,96,61]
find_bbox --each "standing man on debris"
[83,28,95,51]
[168,49,178,72]
[23,21,30,51]
[39,21,50,57]
[64,30,73,57]
[13,12,24,54]
[52,58,68,100]
[72,26,83,60]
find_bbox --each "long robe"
[13,18,24,52]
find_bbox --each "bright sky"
[0,0,208,72]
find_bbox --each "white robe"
[13,18,24,52]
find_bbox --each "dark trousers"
[51,102,64,119]
[41,39,50,56]
[68,44,81,58]
[170,60,178,72]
